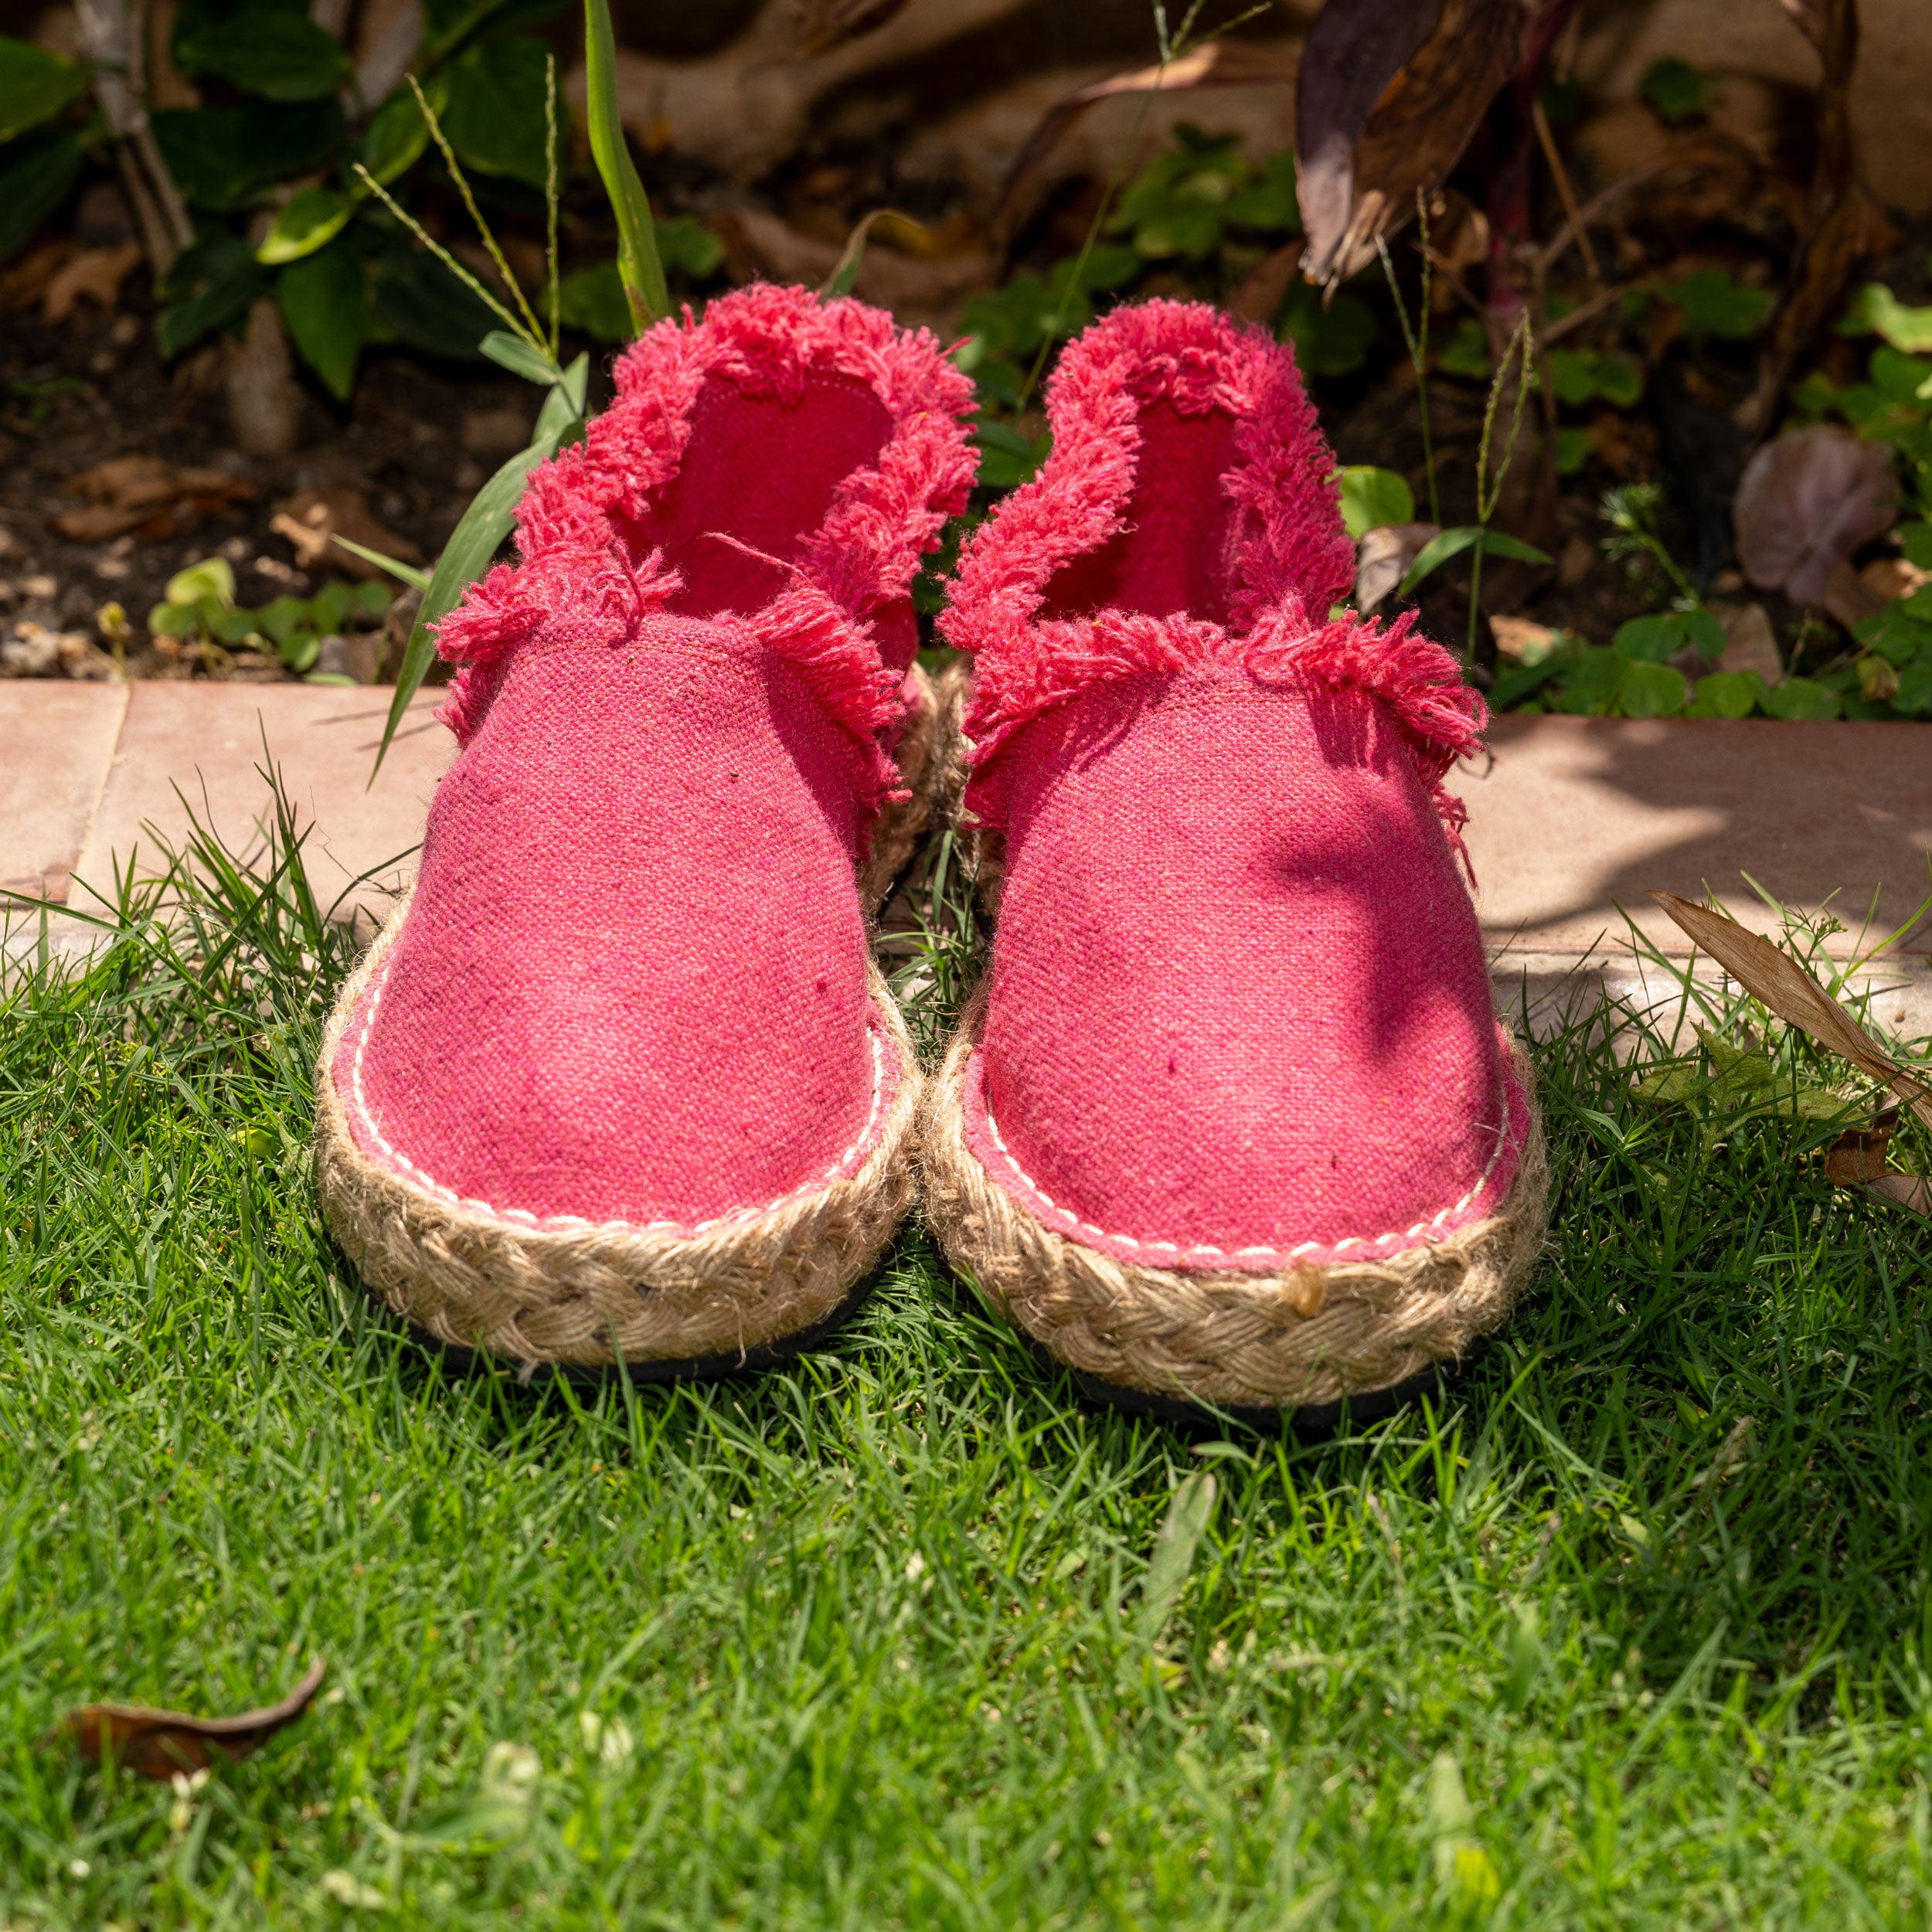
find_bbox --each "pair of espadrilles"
[314,284,1549,1423]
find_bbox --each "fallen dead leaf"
[1824,1106,1897,1185]
[1862,554,1932,602]
[48,1657,327,1780]
[0,239,75,312]
[996,39,1296,240]
[1489,614,1558,662]
[43,243,144,324]
[1226,238,1304,322]
[1734,426,1896,609]
[56,455,253,543]
[270,489,420,580]
[1355,521,1440,613]
[1711,603,1784,685]
[793,0,913,56]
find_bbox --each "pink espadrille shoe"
[315,285,975,1376]
[923,301,1548,1420]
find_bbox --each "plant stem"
[353,164,530,342]
[407,73,548,350]
[545,54,561,358]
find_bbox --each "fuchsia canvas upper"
[332,286,974,1231]
[944,301,1528,1273]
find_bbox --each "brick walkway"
[5,685,1930,1035]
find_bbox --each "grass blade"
[583,0,666,331]
[1140,1471,1217,1640]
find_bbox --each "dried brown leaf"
[271,488,420,580]
[1226,238,1304,321]
[1863,1172,1932,1215]
[43,243,144,324]
[1648,892,1932,1134]
[792,0,912,56]
[1734,426,1897,607]
[995,39,1296,239]
[49,1657,327,1781]
[1298,0,1521,289]
[1824,1107,1897,1185]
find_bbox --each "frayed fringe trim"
[943,299,1358,725]
[431,283,976,773]
[962,600,1486,874]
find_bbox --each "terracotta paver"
[1450,716,1932,957]
[0,682,128,903]
[67,683,456,926]
[1447,716,1932,1038]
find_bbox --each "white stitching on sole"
[978,1059,1514,1267]
[345,939,891,1239]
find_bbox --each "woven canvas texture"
[331,287,975,1235]
[940,299,1522,1277]
[959,670,1522,1270]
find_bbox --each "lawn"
[2,795,1930,1929]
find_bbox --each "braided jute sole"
[312,668,948,1379]
[921,989,1551,1420]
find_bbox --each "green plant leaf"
[1900,522,1932,570]
[1663,268,1774,339]
[654,214,724,281]
[152,101,344,210]
[1280,284,1376,377]
[370,247,497,359]
[375,353,588,774]
[166,557,236,608]
[1613,615,1679,662]
[440,34,554,189]
[0,36,88,144]
[1438,318,1489,379]
[0,124,83,261]
[277,242,365,401]
[175,9,349,102]
[1760,675,1842,720]
[1686,669,1766,718]
[583,0,665,330]
[557,260,630,342]
[325,534,430,591]
[157,233,271,357]
[1617,659,1689,716]
[1838,283,1932,355]
[1640,56,1706,124]
[1396,526,1550,600]
[359,81,440,188]
[1140,1471,1216,1641]
[1554,427,1592,476]
[479,329,562,386]
[975,419,1050,489]
[256,186,353,265]
[1336,465,1414,540]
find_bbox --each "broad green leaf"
[256,186,353,265]
[277,242,366,401]
[558,260,630,342]
[1617,659,1689,716]
[441,34,554,189]
[1685,672,1762,719]
[375,353,588,774]
[0,125,82,261]
[480,328,562,386]
[1139,1471,1216,1640]
[0,36,88,144]
[1760,675,1841,720]
[1438,318,1490,378]
[1640,55,1706,123]
[1221,151,1299,233]
[370,247,496,359]
[1838,283,1932,355]
[359,81,440,187]
[165,557,235,607]
[654,214,724,281]
[1900,522,1932,570]
[1396,527,1549,600]
[1280,284,1376,376]
[583,0,665,328]
[158,233,270,358]
[175,10,349,102]
[1679,607,1726,660]
[1336,465,1414,540]
[152,101,344,210]
[1554,426,1592,476]
[975,419,1049,489]
[1663,268,1773,338]
[1488,651,1571,712]
[1613,615,1679,662]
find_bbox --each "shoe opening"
[1036,396,1241,628]
[614,370,896,619]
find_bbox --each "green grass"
[2,790,1931,1929]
